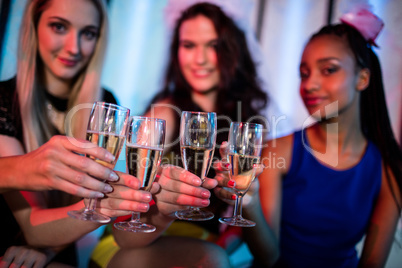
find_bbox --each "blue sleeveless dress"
[276,130,382,268]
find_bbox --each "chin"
[192,85,218,94]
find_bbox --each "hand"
[17,135,120,198]
[213,142,237,204]
[152,165,216,218]
[213,142,264,207]
[0,246,52,268]
[93,171,158,218]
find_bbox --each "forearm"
[0,156,29,193]
[243,200,279,267]
[12,199,102,247]
[113,205,175,248]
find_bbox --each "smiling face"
[37,0,100,84]
[299,34,366,120]
[178,15,220,94]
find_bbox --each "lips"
[192,69,213,78]
[58,57,79,67]
[303,96,325,106]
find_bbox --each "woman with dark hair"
[234,8,402,267]
[90,2,270,267]
[142,0,269,240]
[150,2,268,124]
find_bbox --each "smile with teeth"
[192,69,212,77]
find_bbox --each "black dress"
[0,77,118,265]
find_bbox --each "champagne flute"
[114,116,165,232]
[68,102,130,223]
[219,122,263,227]
[175,111,217,221]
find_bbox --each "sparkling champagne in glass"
[219,122,263,227]
[68,102,130,223]
[114,116,165,232]
[175,111,217,221]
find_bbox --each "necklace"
[46,100,66,134]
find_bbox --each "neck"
[42,70,72,98]
[315,101,365,152]
[191,90,218,112]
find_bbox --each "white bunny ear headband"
[164,0,255,32]
[339,2,384,47]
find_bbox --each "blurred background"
[1,0,401,142]
[0,0,401,267]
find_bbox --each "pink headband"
[340,8,384,47]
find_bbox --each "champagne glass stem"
[189,207,200,213]
[85,198,97,213]
[130,212,141,223]
[233,194,244,219]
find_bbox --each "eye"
[299,68,309,80]
[50,22,66,33]
[209,41,218,50]
[82,29,98,41]
[180,41,194,49]
[322,65,339,76]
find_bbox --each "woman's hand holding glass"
[153,165,217,219]
[218,122,263,227]
[114,116,166,232]
[68,102,130,223]
[90,170,159,218]
[213,142,263,208]
[14,135,120,198]
[175,111,217,221]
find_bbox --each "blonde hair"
[17,0,109,152]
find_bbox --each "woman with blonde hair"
[0,0,154,266]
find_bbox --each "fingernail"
[109,172,119,181]
[231,194,237,200]
[228,180,235,187]
[201,191,210,198]
[104,184,113,193]
[144,193,152,202]
[224,163,231,168]
[140,203,149,211]
[95,192,105,198]
[201,199,209,206]
[106,153,115,162]
[193,178,201,185]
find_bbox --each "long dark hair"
[148,2,268,122]
[311,24,402,209]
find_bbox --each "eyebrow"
[317,57,340,63]
[48,16,99,29]
[179,38,218,44]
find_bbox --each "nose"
[302,72,320,93]
[65,31,80,56]
[194,47,207,65]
